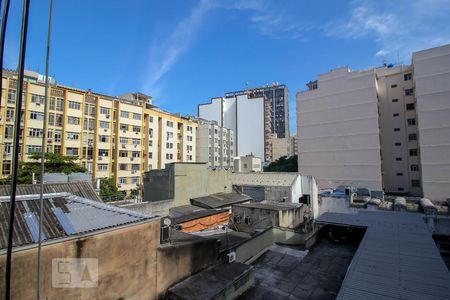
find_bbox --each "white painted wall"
[297,67,383,191]
[198,98,222,125]
[236,95,265,159]
[413,44,450,201]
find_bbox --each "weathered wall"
[173,163,232,207]
[278,205,306,228]
[0,220,160,300]
[156,239,219,299]
[143,167,174,202]
[180,211,230,233]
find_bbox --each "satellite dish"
[163,218,172,226]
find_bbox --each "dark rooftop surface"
[168,262,253,300]
[190,192,251,209]
[0,181,102,202]
[317,211,450,300]
[170,208,228,225]
[238,241,356,300]
[233,202,303,211]
[0,193,153,250]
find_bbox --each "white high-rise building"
[297,44,450,200]
[198,94,272,161]
[196,118,234,169]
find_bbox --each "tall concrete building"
[198,94,272,161]
[196,118,234,169]
[289,134,298,157]
[225,83,289,138]
[297,44,450,200]
[0,70,197,196]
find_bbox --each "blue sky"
[4,0,450,133]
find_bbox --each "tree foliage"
[5,153,87,184]
[264,155,298,172]
[99,178,125,202]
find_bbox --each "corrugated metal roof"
[316,211,450,300]
[233,201,303,211]
[0,181,102,202]
[0,193,153,251]
[232,172,298,187]
[190,192,251,209]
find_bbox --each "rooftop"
[0,181,102,202]
[0,193,153,251]
[232,172,298,187]
[190,192,251,209]
[170,206,228,225]
[233,202,303,211]
[316,211,450,300]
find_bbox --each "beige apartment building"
[0,70,197,196]
[297,44,450,200]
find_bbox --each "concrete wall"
[0,219,220,299]
[413,44,450,201]
[118,199,174,216]
[297,67,383,191]
[236,95,265,159]
[144,163,233,207]
[0,221,160,299]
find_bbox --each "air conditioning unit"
[226,252,236,264]
[47,138,53,142]
[244,216,251,225]
[135,132,139,135]
[130,157,134,161]
[36,103,40,106]
[106,115,110,119]
[122,130,126,133]
[104,129,107,132]
[132,170,136,174]
[98,156,103,161]
[117,184,122,188]
[134,144,138,148]
[233,215,242,224]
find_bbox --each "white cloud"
[142,0,213,94]
[326,0,450,61]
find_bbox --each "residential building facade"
[289,134,298,156]
[225,83,289,138]
[196,118,234,169]
[0,70,197,196]
[233,155,262,173]
[198,94,272,161]
[297,44,450,200]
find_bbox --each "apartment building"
[289,134,298,157]
[0,70,197,196]
[198,93,272,162]
[196,118,234,169]
[225,83,289,138]
[297,44,450,200]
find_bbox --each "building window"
[30,111,44,120]
[100,107,110,115]
[394,128,400,132]
[393,113,399,117]
[120,137,128,144]
[68,101,81,110]
[397,172,403,176]
[406,103,415,110]
[119,164,128,171]
[404,73,412,81]
[98,149,109,157]
[187,135,193,141]
[131,177,140,184]
[54,130,62,142]
[405,89,414,96]
[133,113,141,120]
[67,132,79,140]
[68,116,80,125]
[131,164,140,171]
[398,187,405,191]
[166,142,173,149]
[27,145,42,154]
[409,149,418,156]
[100,121,109,129]
[31,94,45,104]
[392,99,398,103]
[408,133,417,141]
[396,157,402,161]
[119,151,128,157]
[55,114,63,126]
[132,151,140,158]
[132,126,141,133]
[120,111,129,118]
[395,142,401,146]
[149,116,154,123]
[99,135,109,143]
[166,121,174,127]
[56,98,64,111]
[2,161,11,175]
[166,153,173,160]
[98,164,108,172]
[149,152,153,159]
[7,90,16,104]
[132,139,140,146]
[410,164,419,171]
[391,84,397,88]
[29,128,44,137]
[166,132,174,140]
[407,118,416,126]
[66,147,79,156]
[120,124,128,131]
[119,177,127,184]
[411,180,420,187]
